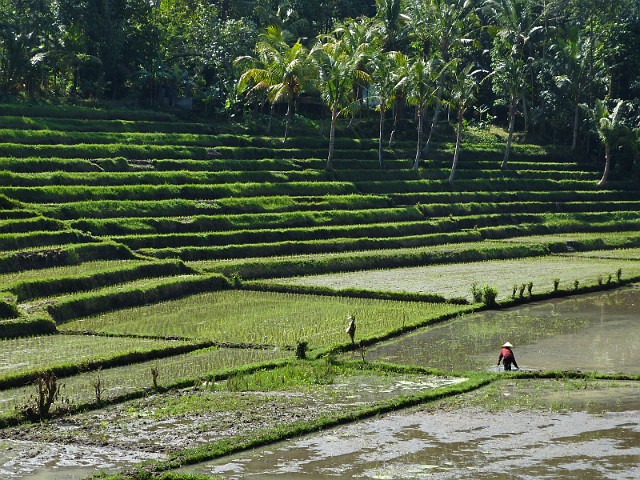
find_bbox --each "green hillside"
[0,106,639,428]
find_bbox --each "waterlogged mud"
[180,380,640,479]
[363,285,640,373]
[0,374,462,478]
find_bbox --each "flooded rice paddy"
[0,374,464,478]
[181,385,640,479]
[363,284,640,373]
[2,286,639,478]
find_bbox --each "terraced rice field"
[59,290,469,349]
[262,255,640,301]
[1,106,639,478]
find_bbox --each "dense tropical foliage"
[1,0,639,179]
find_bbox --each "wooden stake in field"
[345,314,356,345]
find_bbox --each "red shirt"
[499,347,514,362]
[498,347,518,368]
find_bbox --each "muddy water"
[0,440,165,479]
[180,383,640,479]
[0,375,463,479]
[361,285,640,373]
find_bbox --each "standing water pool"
[362,284,640,373]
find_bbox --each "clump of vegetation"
[574,279,580,291]
[527,282,533,296]
[296,341,308,360]
[22,372,61,421]
[471,282,483,303]
[482,285,498,307]
[553,278,560,292]
[617,268,623,282]
[225,360,336,392]
[518,284,526,298]
[512,284,518,299]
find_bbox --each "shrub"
[482,285,498,307]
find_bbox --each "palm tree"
[552,26,603,151]
[311,28,371,169]
[592,98,627,187]
[375,0,406,51]
[446,64,482,184]
[370,50,407,169]
[236,26,316,141]
[407,0,479,157]
[484,0,543,169]
[490,36,526,170]
[397,56,439,171]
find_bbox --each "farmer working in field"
[497,342,519,371]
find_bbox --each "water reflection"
[363,285,640,373]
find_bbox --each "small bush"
[553,278,560,291]
[482,285,498,307]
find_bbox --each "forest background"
[1,0,639,178]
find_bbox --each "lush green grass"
[0,259,156,288]
[58,290,469,350]
[0,345,289,416]
[259,255,640,302]
[0,334,189,382]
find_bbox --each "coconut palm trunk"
[501,96,516,170]
[413,108,424,171]
[597,145,611,187]
[284,99,292,141]
[378,102,386,169]
[449,108,464,184]
[423,96,441,156]
[571,102,579,151]
[326,104,339,170]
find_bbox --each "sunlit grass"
[0,259,149,286]
[59,290,468,349]
[0,334,188,381]
[0,346,288,415]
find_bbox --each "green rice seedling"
[527,282,533,296]
[607,274,612,284]
[597,275,603,286]
[574,279,580,291]
[617,268,622,282]
[0,346,289,415]
[512,284,518,299]
[0,335,189,383]
[553,278,560,291]
[59,290,468,350]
